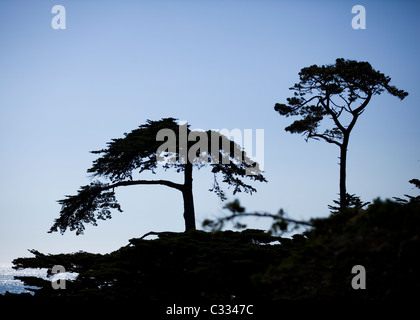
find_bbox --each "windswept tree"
[274,58,408,210]
[49,118,266,234]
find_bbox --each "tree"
[13,230,285,301]
[49,118,266,234]
[274,58,408,210]
[393,178,420,204]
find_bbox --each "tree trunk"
[339,134,349,210]
[182,162,196,231]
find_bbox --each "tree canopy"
[49,118,266,234]
[274,58,408,209]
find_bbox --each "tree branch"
[353,92,372,115]
[302,95,323,105]
[105,179,184,192]
[319,96,347,133]
[345,93,372,135]
[329,98,345,111]
[225,212,313,226]
[309,133,342,147]
[139,231,180,240]
[208,211,313,229]
[338,94,353,113]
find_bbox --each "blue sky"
[0,0,419,264]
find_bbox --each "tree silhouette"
[49,118,266,234]
[203,199,312,235]
[274,58,408,210]
[393,178,420,204]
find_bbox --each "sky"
[0,0,419,265]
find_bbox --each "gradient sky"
[1,0,419,264]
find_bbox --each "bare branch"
[208,211,313,229]
[308,133,342,147]
[319,97,346,133]
[228,212,313,226]
[301,95,323,106]
[353,91,372,115]
[329,98,345,111]
[338,94,353,113]
[345,92,372,134]
[105,179,184,192]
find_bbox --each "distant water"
[0,264,48,295]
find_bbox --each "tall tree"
[274,58,408,210]
[49,118,266,234]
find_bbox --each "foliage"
[274,58,408,210]
[393,178,420,204]
[328,193,370,214]
[12,230,287,301]
[50,118,266,234]
[202,199,312,235]
[50,182,122,235]
[274,58,407,144]
[256,199,420,300]
[10,198,420,301]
